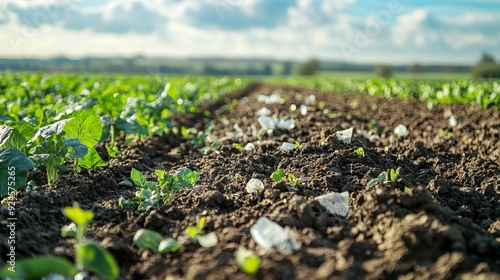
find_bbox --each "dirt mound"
[1,83,499,279]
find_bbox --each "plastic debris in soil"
[394,124,409,138]
[250,217,300,255]
[246,178,264,193]
[336,128,354,144]
[315,191,350,217]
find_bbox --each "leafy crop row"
[270,77,500,109]
[0,72,249,194]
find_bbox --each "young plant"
[133,216,217,255]
[0,204,119,280]
[28,119,88,187]
[133,229,181,254]
[119,167,200,210]
[61,204,120,279]
[236,247,260,276]
[270,169,302,188]
[367,167,401,187]
[232,143,244,152]
[184,216,218,248]
[439,128,453,140]
[354,147,365,156]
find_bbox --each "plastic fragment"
[304,95,316,105]
[257,107,271,116]
[336,128,353,144]
[315,191,350,217]
[280,142,296,151]
[276,118,295,130]
[300,105,308,116]
[244,143,255,151]
[257,93,283,104]
[394,124,409,138]
[250,217,300,254]
[258,115,276,131]
[449,116,457,127]
[246,178,264,193]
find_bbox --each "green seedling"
[354,147,365,156]
[233,143,244,152]
[184,216,218,248]
[270,169,302,188]
[439,128,453,140]
[404,186,411,193]
[368,120,381,135]
[0,148,35,196]
[134,216,217,255]
[295,141,302,150]
[228,173,244,182]
[200,139,219,156]
[0,204,119,280]
[133,229,182,254]
[236,247,260,276]
[367,167,401,187]
[119,167,200,210]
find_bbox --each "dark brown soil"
[1,83,499,279]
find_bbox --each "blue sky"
[0,0,499,64]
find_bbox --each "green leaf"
[197,216,206,230]
[185,226,201,240]
[354,147,365,156]
[118,180,133,187]
[270,169,286,182]
[176,168,200,188]
[31,118,73,141]
[62,205,94,227]
[232,143,243,152]
[158,238,182,253]
[133,229,164,253]
[131,168,147,187]
[0,256,78,280]
[236,247,260,276]
[390,167,400,181]
[63,110,102,147]
[197,232,218,248]
[0,148,35,196]
[80,147,107,169]
[64,138,88,159]
[76,241,120,280]
[0,125,13,147]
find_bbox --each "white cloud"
[0,0,499,64]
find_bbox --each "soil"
[1,83,499,280]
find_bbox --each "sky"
[0,0,499,64]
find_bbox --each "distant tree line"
[471,52,500,78]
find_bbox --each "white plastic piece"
[336,128,353,144]
[277,118,295,130]
[257,107,271,116]
[244,143,255,151]
[250,217,300,254]
[300,105,308,116]
[315,191,350,217]
[280,142,296,151]
[304,95,316,105]
[257,93,283,104]
[258,115,276,131]
[394,124,409,138]
[299,177,311,183]
[449,116,457,127]
[246,178,264,193]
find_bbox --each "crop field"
[0,72,499,279]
